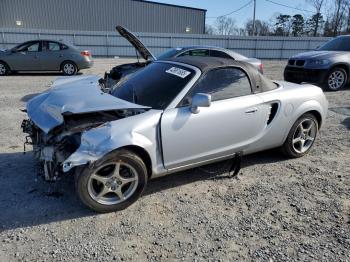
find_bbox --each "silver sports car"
[22,56,328,212]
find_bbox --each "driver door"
[160,67,268,170]
[6,41,42,70]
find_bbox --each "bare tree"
[205,24,216,35]
[306,0,325,36]
[245,19,271,36]
[332,0,347,36]
[345,0,350,33]
[215,17,238,35]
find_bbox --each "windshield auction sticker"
[166,67,191,78]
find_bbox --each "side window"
[181,67,251,105]
[17,41,40,52]
[48,42,60,51]
[179,49,209,57]
[26,42,40,52]
[15,43,29,52]
[60,43,69,50]
[339,38,350,51]
[210,50,233,60]
[179,51,190,57]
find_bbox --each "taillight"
[259,63,264,74]
[80,50,91,57]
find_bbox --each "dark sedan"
[0,40,93,76]
[284,35,350,91]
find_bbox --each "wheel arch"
[60,60,79,70]
[305,110,322,129]
[119,145,153,178]
[0,60,11,70]
[328,63,350,82]
[282,99,326,142]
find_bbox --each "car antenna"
[135,48,140,63]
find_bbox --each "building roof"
[133,0,207,12]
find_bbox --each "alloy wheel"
[328,70,345,90]
[292,118,317,154]
[87,161,139,205]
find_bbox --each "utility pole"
[252,0,256,36]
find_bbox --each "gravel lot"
[0,59,349,261]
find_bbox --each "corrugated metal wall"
[0,28,332,59]
[0,0,206,34]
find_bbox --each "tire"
[0,61,9,76]
[324,67,347,91]
[282,113,318,158]
[75,149,148,213]
[61,61,78,76]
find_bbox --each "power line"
[207,0,253,19]
[265,0,313,13]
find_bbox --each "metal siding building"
[0,0,206,33]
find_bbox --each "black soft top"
[161,56,277,93]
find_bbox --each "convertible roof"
[161,56,278,93]
[163,56,250,72]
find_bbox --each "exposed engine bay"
[99,61,148,91]
[22,108,147,181]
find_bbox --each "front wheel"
[75,150,148,213]
[61,61,78,76]
[282,113,318,158]
[0,62,9,76]
[324,67,347,91]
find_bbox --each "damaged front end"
[21,118,81,181]
[22,75,149,181]
[22,109,147,181]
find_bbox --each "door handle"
[245,107,258,114]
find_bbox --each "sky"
[155,0,318,27]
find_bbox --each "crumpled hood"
[291,50,343,59]
[26,75,149,133]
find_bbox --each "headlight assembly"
[308,59,330,65]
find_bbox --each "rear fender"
[282,99,327,142]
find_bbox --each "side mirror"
[190,93,211,114]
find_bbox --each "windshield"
[111,62,195,110]
[317,37,350,51]
[157,48,183,60]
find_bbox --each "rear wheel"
[61,61,78,76]
[324,67,347,91]
[282,113,318,158]
[0,62,9,76]
[75,150,148,213]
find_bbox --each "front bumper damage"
[21,119,81,181]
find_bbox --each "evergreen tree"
[291,14,305,36]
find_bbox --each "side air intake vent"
[267,103,279,125]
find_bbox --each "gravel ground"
[0,59,349,262]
